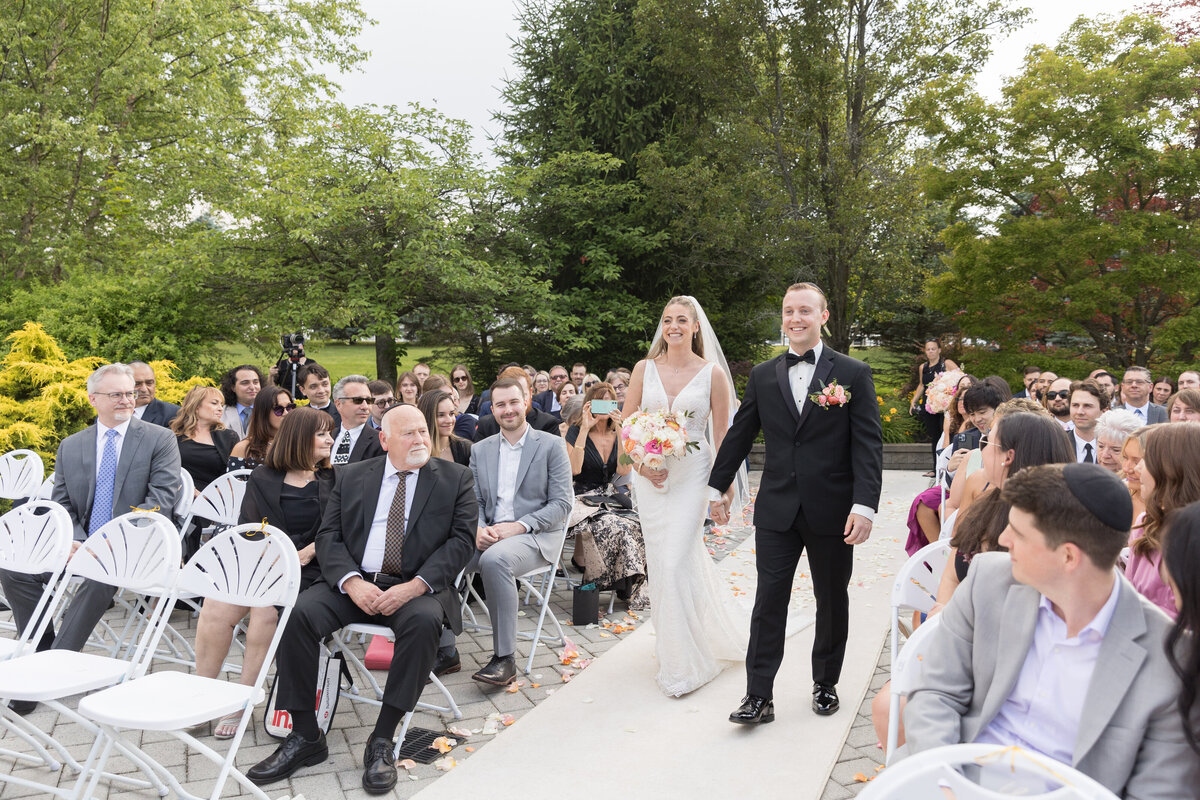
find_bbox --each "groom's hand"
[843,513,872,545]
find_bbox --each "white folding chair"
[862,743,1119,799]
[0,501,75,662]
[886,539,951,761]
[35,472,55,500]
[175,467,196,523]
[883,614,941,765]
[329,622,463,759]
[0,510,180,800]
[178,468,252,537]
[0,449,45,502]
[74,524,300,800]
[460,525,569,675]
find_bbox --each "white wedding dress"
[633,360,748,697]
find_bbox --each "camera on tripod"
[281,333,305,361]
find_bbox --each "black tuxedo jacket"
[333,425,385,465]
[315,456,477,633]
[474,407,561,440]
[710,346,883,535]
[140,398,180,427]
[532,390,562,420]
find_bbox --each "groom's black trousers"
[747,505,854,698]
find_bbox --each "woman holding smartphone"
[566,382,648,609]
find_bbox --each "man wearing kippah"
[900,463,1198,798]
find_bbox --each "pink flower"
[818,395,828,406]
[644,440,663,455]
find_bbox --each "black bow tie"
[785,350,816,366]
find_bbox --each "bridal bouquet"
[619,409,700,472]
[924,370,965,414]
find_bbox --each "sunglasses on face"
[339,396,372,405]
[1045,390,1071,400]
[272,403,298,417]
[584,381,598,388]
[453,376,469,383]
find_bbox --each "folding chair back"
[175,523,299,609]
[35,472,54,500]
[178,469,251,535]
[891,539,951,615]
[175,468,195,521]
[68,511,182,594]
[0,501,74,656]
[0,449,44,501]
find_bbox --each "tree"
[925,13,1200,368]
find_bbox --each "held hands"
[476,522,526,551]
[843,513,873,546]
[344,575,423,616]
[708,487,735,526]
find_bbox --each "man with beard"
[1033,370,1058,402]
[1043,376,1074,431]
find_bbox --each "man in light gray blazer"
[0,364,180,669]
[462,378,572,687]
[902,463,1197,798]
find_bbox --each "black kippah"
[1062,463,1133,531]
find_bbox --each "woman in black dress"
[227,386,295,471]
[566,382,648,609]
[909,338,947,476]
[193,407,334,738]
[418,389,472,466]
[171,386,241,554]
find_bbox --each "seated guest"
[0,364,179,703]
[475,367,561,439]
[1032,370,1057,401]
[556,378,578,409]
[413,362,431,386]
[451,364,481,416]
[605,368,632,406]
[902,463,1199,797]
[193,408,334,739]
[1012,366,1040,400]
[396,371,420,405]
[533,364,570,418]
[299,363,338,426]
[943,380,1007,513]
[533,371,550,395]
[367,379,394,430]
[523,364,538,387]
[1121,426,1150,524]
[559,395,583,438]
[571,362,587,389]
[1068,379,1107,463]
[172,386,241,555]
[1116,366,1167,424]
[1153,376,1175,405]
[228,387,294,471]
[247,405,476,792]
[1093,408,1140,474]
[1162,501,1200,753]
[129,361,180,427]
[581,373,601,392]
[1088,369,1117,403]
[566,382,647,608]
[420,373,450,395]
[330,375,384,466]
[1167,388,1200,422]
[1127,422,1200,618]
[419,389,472,466]
[463,379,572,687]
[219,364,263,438]
[904,487,942,557]
[935,374,977,471]
[1041,375,1074,430]
[1179,370,1200,391]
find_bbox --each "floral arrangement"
[924,370,965,414]
[619,409,699,471]
[809,378,851,409]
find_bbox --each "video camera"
[281,333,305,362]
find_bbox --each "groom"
[709,282,882,724]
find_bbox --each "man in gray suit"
[902,463,1196,798]
[463,377,572,687]
[1115,366,1167,425]
[0,364,180,671]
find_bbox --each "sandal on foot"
[213,711,244,740]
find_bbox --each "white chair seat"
[0,638,20,658]
[79,670,260,730]
[0,650,130,700]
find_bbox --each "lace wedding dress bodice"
[633,359,746,696]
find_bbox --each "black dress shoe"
[362,735,397,795]
[813,683,839,716]
[471,654,517,686]
[432,650,461,677]
[729,694,775,725]
[7,699,37,716]
[246,731,328,785]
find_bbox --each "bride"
[622,295,750,696]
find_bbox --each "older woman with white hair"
[1094,408,1142,474]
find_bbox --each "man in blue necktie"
[0,364,179,713]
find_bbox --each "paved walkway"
[0,470,926,799]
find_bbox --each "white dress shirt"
[132,405,147,420]
[975,574,1122,765]
[333,423,366,458]
[338,460,431,593]
[95,419,131,477]
[1072,431,1097,463]
[494,425,531,532]
[1125,402,1150,426]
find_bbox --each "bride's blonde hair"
[647,296,706,360]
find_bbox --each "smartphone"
[590,399,618,415]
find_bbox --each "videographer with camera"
[271,333,319,400]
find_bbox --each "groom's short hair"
[786,282,827,310]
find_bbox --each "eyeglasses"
[95,391,137,401]
[1122,379,1151,386]
[979,433,990,450]
[1044,390,1071,400]
[452,376,469,383]
[374,397,395,407]
[271,403,298,417]
[338,396,372,405]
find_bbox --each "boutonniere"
[810,379,851,409]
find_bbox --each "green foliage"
[878,390,923,444]
[925,13,1200,370]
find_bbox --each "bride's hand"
[639,465,668,488]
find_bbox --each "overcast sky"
[331,1,1149,160]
